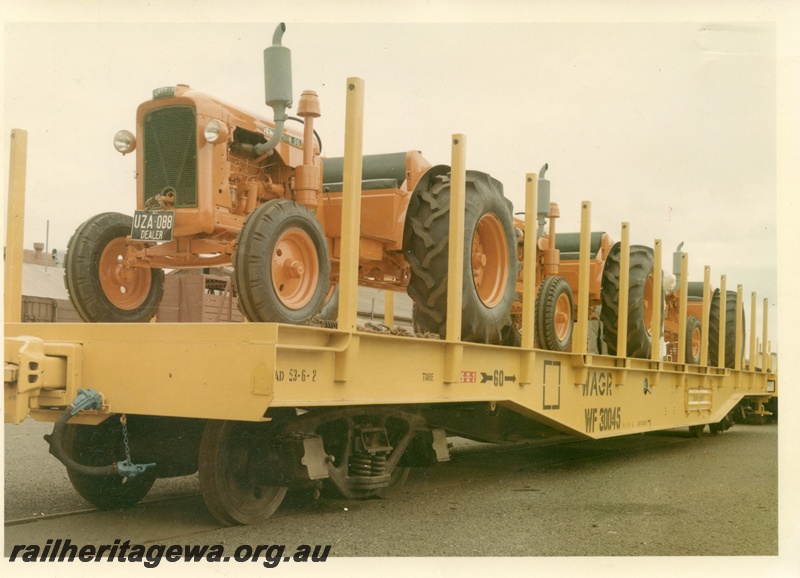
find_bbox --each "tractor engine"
[121,84,315,269]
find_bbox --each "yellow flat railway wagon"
[4,25,777,526]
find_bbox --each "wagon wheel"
[535,275,574,352]
[709,412,735,435]
[62,416,156,510]
[65,212,164,322]
[688,424,704,438]
[198,420,287,526]
[233,199,331,324]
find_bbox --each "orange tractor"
[64,23,743,367]
[505,165,744,366]
[64,23,520,345]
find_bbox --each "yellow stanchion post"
[335,78,364,382]
[734,285,743,370]
[337,78,364,333]
[650,240,663,362]
[676,253,689,364]
[700,266,711,366]
[444,134,466,383]
[749,292,757,371]
[573,202,591,355]
[445,134,466,343]
[520,174,538,350]
[718,276,727,368]
[762,298,769,372]
[520,174,538,385]
[5,129,27,323]
[616,223,630,359]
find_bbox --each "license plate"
[131,210,175,242]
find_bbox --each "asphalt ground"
[3,418,785,576]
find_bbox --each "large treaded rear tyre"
[233,199,330,324]
[708,289,745,368]
[65,212,164,323]
[404,171,518,344]
[600,243,658,358]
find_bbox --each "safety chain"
[120,414,133,465]
[358,322,441,340]
[115,414,156,479]
[306,317,440,340]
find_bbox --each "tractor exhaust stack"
[255,22,294,156]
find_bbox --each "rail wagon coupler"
[44,388,156,480]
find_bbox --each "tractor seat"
[322,152,407,193]
[687,281,705,302]
[555,232,607,261]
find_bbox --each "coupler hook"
[44,388,156,479]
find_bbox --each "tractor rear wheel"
[600,243,659,358]
[65,212,164,322]
[535,275,574,352]
[685,316,702,364]
[708,289,745,368]
[62,416,157,510]
[404,171,518,344]
[233,199,330,324]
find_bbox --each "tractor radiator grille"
[143,105,198,208]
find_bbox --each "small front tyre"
[535,275,574,352]
[65,213,164,323]
[685,316,702,364]
[233,200,331,324]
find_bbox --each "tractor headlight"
[204,120,228,144]
[113,130,136,155]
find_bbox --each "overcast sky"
[2,5,792,351]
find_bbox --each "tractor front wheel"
[685,316,702,364]
[535,275,574,352]
[65,213,164,322]
[233,200,331,324]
